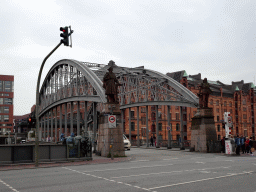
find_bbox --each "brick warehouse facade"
[123,70,256,142]
[0,75,14,133]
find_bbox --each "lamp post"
[35,27,74,167]
[35,42,63,167]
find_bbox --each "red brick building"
[0,75,14,133]
[123,70,255,142]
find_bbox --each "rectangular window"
[218,135,221,140]
[216,100,219,106]
[217,116,219,121]
[158,112,162,119]
[131,122,135,131]
[4,81,11,92]
[141,117,146,125]
[176,113,179,120]
[141,107,146,113]
[243,114,247,119]
[0,98,3,105]
[4,98,12,105]
[243,107,246,112]
[131,111,134,118]
[4,107,9,113]
[4,115,9,122]
[230,109,232,114]
[158,123,162,131]
[216,108,219,112]
[0,81,2,91]
[176,123,180,131]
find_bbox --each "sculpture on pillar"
[103,66,122,103]
[198,78,212,108]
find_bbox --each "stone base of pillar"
[191,108,217,153]
[97,103,125,157]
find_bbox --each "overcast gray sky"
[1,0,256,115]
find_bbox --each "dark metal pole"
[35,41,62,167]
[167,105,172,149]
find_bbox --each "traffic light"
[27,117,36,128]
[60,26,69,46]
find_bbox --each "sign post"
[108,115,116,128]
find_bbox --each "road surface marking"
[111,166,229,179]
[63,167,150,191]
[84,164,173,172]
[131,160,149,162]
[195,162,205,164]
[148,171,253,190]
[0,179,19,192]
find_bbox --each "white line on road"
[195,162,205,164]
[83,164,173,172]
[63,167,150,191]
[131,160,150,162]
[111,166,229,179]
[148,171,253,190]
[0,179,19,192]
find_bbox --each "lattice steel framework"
[39,59,106,117]
[39,59,198,117]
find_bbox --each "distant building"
[0,75,14,133]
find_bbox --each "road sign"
[108,115,116,128]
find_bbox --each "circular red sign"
[109,115,116,123]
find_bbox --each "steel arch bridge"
[38,59,199,147]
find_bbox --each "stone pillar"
[97,103,125,157]
[191,108,217,152]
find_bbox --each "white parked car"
[123,134,131,150]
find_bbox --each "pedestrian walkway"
[0,154,132,171]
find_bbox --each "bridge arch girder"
[39,59,107,117]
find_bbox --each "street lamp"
[35,26,74,167]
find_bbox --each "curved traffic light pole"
[35,41,63,167]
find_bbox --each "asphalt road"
[0,148,256,192]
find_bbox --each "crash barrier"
[0,135,92,164]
